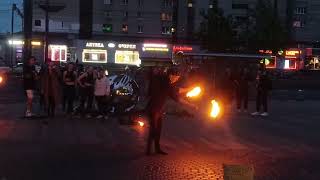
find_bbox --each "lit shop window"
[284,59,297,70]
[115,50,141,66]
[82,49,107,63]
[48,45,67,62]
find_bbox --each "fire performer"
[146,67,197,155]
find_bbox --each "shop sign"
[285,50,300,56]
[86,42,104,48]
[142,43,169,52]
[173,46,193,52]
[258,49,273,54]
[118,44,136,49]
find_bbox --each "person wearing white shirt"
[94,68,110,119]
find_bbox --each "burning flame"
[138,121,145,127]
[210,100,220,118]
[186,87,201,98]
[0,76,3,84]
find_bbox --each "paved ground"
[0,76,320,180]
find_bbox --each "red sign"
[173,46,193,52]
[259,49,273,54]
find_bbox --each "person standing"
[146,67,197,155]
[77,66,96,118]
[251,68,272,116]
[63,63,77,115]
[41,61,61,117]
[94,68,110,119]
[23,56,37,117]
[235,67,250,113]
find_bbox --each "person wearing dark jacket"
[235,67,250,112]
[251,69,272,116]
[146,67,197,155]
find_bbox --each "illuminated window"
[48,45,67,62]
[122,24,128,33]
[82,49,107,63]
[103,24,112,32]
[115,50,141,66]
[160,13,172,21]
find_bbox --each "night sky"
[0,0,23,34]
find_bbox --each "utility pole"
[44,0,49,62]
[11,4,16,67]
[23,0,33,63]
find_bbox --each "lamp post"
[11,4,16,67]
[23,0,33,64]
[39,1,65,62]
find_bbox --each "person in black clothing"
[235,67,250,112]
[219,67,234,107]
[77,66,96,117]
[63,63,77,114]
[251,68,272,116]
[146,67,197,155]
[23,56,37,117]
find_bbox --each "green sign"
[103,24,112,33]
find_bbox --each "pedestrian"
[94,68,110,119]
[146,67,197,155]
[77,66,96,118]
[220,67,234,107]
[23,56,37,117]
[251,68,272,116]
[235,67,250,113]
[41,61,62,117]
[63,62,77,115]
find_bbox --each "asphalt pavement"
[0,76,320,180]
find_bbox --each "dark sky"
[0,0,23,34]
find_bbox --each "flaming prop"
[138,121,145,127]
[210,100,220,119]
[186,87,201,98]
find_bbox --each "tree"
[245,0,288,52]
[198,3,235,52]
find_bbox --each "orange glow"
[210,100,220,119]
[285,50,301,56]
[138,121,145,127]
[186,87,201,98]
[0,75,3,84]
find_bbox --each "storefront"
[75,40,142,66]
[282,50,303,70]
[48,44,67,62]
[81,42,107,63]
[115,43,141,66]
[305,48,320,70]
[140,43,172,66]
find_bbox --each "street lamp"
[39,0,65,62]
